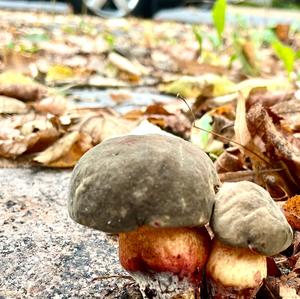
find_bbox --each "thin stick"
[178,94,271,165]
[92,275,134,282]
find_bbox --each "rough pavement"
[0,168,141,299]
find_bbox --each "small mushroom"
[206,181,293,299]
[68,134,220,298]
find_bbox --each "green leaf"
[24,33,49,43]
[212,0,227,45]
[272,40,295,76]
[193,114,213,149]
[192,25,203,55]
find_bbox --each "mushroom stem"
[119,226,211,299]
[206,239,267,299]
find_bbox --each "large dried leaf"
[0,95,29,114]
[100,115,138,141]
[247,103,300,195]
[33,131,92,167]
[0,71,47,101]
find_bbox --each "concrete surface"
[0,168,141,299]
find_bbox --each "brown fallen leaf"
[32,96,68,116]
[246,88,294,109]
[279,272,300,298]
[215,147,245,173]
[270,99,300,132]
[0,83,47,102]
[283,195,300,231]
[0,136,31,158]
[275,24,290,43]
[242,41,259,72]
[79,114,138,145]
[0,117,60,158]
[247,103,300,196]
[0,95,29,114]
[33,131,92,167]
[110,92,131,103]
[99,115,138,141]
[108,52,142,81]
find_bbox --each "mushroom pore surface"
[211,181,293,256]
[68,134,220,233]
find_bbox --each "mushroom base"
[130,271,199,299]
[205,240,267,299]
[119,226,211,299]
[206,277,262,299]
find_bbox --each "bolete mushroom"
[68,134,220,298]
[206,181,293,298]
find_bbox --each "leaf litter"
[0,8,300,297]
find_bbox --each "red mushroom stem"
[119,226,211,299]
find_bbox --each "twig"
[92,275,134,282]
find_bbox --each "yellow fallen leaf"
[46,65,74,83]
[0,71,35,85]
[236,77,293,98]
[0,96,29,114]
[160,75,235,98]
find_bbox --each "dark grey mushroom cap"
[68,134,220,233]
[211,181,293,256]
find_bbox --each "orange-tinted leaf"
[275,24,290,42]
[46,133,93,168]
[33,96,67,116]
[283,195,300,230]
[33,131,81,165]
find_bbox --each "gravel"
[0,168,141,299]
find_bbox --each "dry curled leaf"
[247,103,300,196]
[0,83,47,102]
[215,147,245,173]
[33,131,92,167]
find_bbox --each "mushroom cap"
[211,181,293,256]
[68,134,220,233]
